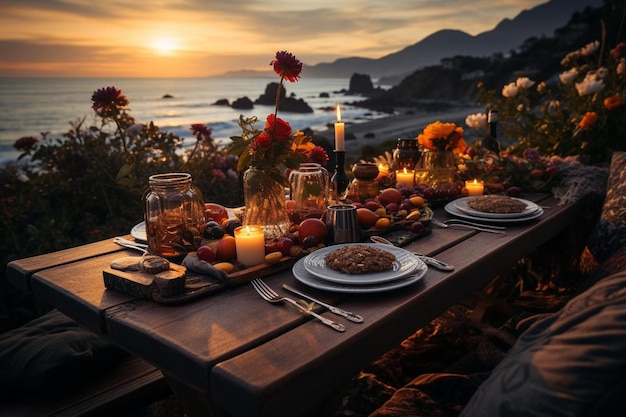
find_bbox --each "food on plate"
[466,195,527,213]
[324,245,396,274]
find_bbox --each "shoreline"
[313,105,483,148]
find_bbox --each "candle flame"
[473,179,478,184]
[336,104,342,122]
[403,167,408,174]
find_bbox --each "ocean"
[0,77,389,165]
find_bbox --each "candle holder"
[331,150,349,202]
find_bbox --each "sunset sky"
[0,0,549,78]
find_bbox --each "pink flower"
[190,123,213,143]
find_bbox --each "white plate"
[454,196,540,219]
[131,221,147,242]
[445,200,544,224]
[303,243,423,285]
[293,258,427,293]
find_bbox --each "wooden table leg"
[162,372,227,417]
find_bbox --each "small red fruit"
[410,221,425,234]
[196,245,216,262]
[277,237,294,256]
[298,218,327,241]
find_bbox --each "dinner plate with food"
[302,243,425,285]
[445,195,543,223]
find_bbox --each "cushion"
[0,309,126,393]
[586,151,626,264]
[460,270,626,417]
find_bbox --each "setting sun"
[152,38,177,54]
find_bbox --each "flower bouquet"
[228,51,328,238]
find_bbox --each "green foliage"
[0,89,240,333]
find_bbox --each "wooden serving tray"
[103,256,298,304]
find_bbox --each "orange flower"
[604,95,625,110]
[577,112,598,130]
[417,121,466,152]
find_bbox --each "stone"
[231,96,254,110]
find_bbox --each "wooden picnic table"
[6,193,581,417]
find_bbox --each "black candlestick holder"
[331,150,349,202]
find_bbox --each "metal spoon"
[370,236,454,271]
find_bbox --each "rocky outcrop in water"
[255,82,313,113]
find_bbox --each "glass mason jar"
[287,162,329,224]
[243,166,290,240]
[144,173,205,258]
[393,138,421,171]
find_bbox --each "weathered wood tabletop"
[7,193,581,417]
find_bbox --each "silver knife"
[369,236,454,271]
[283,284,364,323]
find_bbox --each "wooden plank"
[6,237,129,292]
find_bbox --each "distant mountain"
[304,0,604,79]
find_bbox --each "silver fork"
[431,218,505,234]
[251,279,346,332]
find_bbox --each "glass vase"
[417,150,457,188]
[243,166,290,240]
[287,163,329,224]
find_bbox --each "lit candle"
[234,225,266,266]
[395,167,414,187]
[334,104,345,151]
[465,179,485,196]
[376,163,390,181]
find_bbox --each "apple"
[378,188,403,206]
[216,235,236,260]
[298,218,327,241]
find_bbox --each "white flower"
[559,68,578,84]
[575,73,605,96]
[465,113,487,129]
[516,77,536,89]
[580,40,600,56]
[502,82,519,98]
[593,67,608,79]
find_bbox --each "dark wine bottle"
[330,151,349,202]
[482,110,501,155]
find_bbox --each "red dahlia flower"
[271,51,303,83]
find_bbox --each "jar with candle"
[288,162,329,224]
[345,163,380,203]
[144,172,205,258]
[393,139,421,171]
